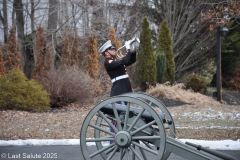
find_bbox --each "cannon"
[80,93,238,160]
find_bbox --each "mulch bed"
[160,91,240,107]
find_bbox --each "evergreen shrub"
[199,60,216,85]
[157,19,175,84]
[156,51,167,83]
[183,73,207,94]
[0,69,50,111]
[134,17,156,91]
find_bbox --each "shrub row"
[0,67,98,111]
[0,69,50,111]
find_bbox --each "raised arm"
[105,51,136,70]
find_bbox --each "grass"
[168,104,240,140]
[206,86,227,92]
[146,83,240,140]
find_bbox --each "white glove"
[124,41,131,50]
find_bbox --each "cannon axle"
[115,131,132,147]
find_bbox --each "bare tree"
[14,0,26,72]
[156,0,217,80]
[0,0,8,43]
[47,0,59,71]
[151,0,240,80]
[3,0,239,83]
[29,0,37,63]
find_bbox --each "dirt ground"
[215,91,240,105]
[158,91,240,107]
[0,91,239,141]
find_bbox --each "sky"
[0,139,239,150]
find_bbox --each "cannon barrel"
[100,103,172,124]
[186,141,238,160]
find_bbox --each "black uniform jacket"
[104,51,136,96]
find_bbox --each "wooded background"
[0,0,240,95]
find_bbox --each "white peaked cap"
[98,40,115,54]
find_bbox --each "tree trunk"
[14,0,26,72]
[30,0,36,63]
[47,0,59,71]
[2,0,8,44]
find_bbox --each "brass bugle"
[116,37,140,59]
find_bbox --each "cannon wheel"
[122,92,176,137]
[122,93,176,160]
[80,96,166,160]
[95,93,176,160]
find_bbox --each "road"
[0,145,239,160]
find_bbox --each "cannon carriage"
[80,93,238,160]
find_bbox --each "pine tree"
[61,32,80,68]
[61,35,71,67]
[109,27,122,59]
[0,47,5,76]
[5,27,21,71]
[32,26,45,78]
[222,20,240,83]
[134,18,156,91]
[71,29,80,67]
[116,40,122,50]
[45,45,52,71]
[109,27,118,48]
[156,51,167,83]
[158,19,175,84]
[85,35,99,80]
